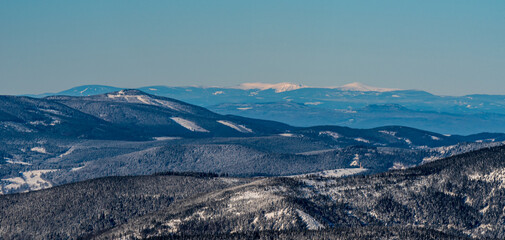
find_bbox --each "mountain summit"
[231,82,400,93]
[337,82,400,92]
[232,82,306,93]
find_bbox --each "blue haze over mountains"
[28,82,505,135]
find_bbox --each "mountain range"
[26,82,505,134]
[2,88,505,239]
[2,89,504,195]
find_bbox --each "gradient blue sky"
[1,1,504,95]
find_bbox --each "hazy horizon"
[19,81,505,97]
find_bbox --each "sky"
[1,1,504,96]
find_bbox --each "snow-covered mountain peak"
[109,89,146,96]
[233,82,306,93]
[338,82,400,92]
[105,90,193,113]
[231,82,399,93]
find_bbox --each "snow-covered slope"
[217,120,253,133]
[1,169,58,194]
[171,117,209,132]
[107,90,193,113]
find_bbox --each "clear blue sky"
[1,0,504,95]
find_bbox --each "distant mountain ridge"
[24,83,505,134]
[28,82,401,96]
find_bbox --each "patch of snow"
[22,170,57,189]
[350,154,360,167]
[369,211,379,219]
[389,162,409,170]
[213,91,224,95]
[295,209,325,230]
[422,156,440,163]
[31,147,47,154]
[468,168,505,188]
[296,149,335,156]
[1,169,58,193]
[153,137,181,141]
[39,109,64,115]
[49,119,61,126]
[2,177,25,191]
[58,146,76,158]
[108,92,162,106]
[28,121,48,126]
[217,120,253,133]
[149,88,157,91]
[477,224,494,235]
[433,145,457,155]
[392,94,401,98]
[70,166,85,172]
[404,138,412,145]
[80,88,89,94]
[265,208,290,219]
[237,107,252,110]
[231,191,267,202]
[319,131,341,140]
[340,109,357,113]
[430,135,441,141]
[162,219,182,233]
[421,144,486,164]
[304,102,322,106]
[107,91,127,99]
[6,160,32,165]
[171,117,209,132]
[354,138,370,143]
[291,168,367,178]
[379,130,397,136]
[136,96,151,104]
[279,133,295,137]
[153,99,187,112]
[219,178,240,184]
[480,205,490,214]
